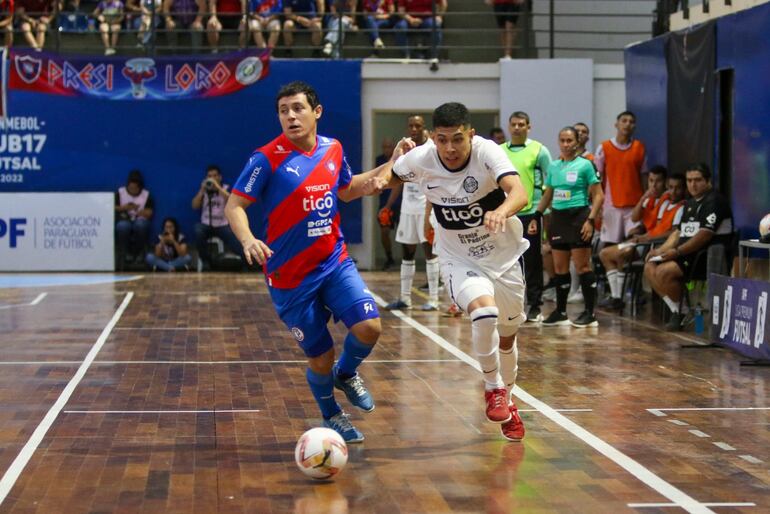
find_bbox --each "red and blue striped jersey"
[233,133,353,289]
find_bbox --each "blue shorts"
[269,258,380,358]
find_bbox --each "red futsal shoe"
[500,402,526,441]
[484,388,512,424]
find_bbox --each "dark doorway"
[716,68,734,200]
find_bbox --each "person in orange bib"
[594,111,648,246]
[598,171,686,309]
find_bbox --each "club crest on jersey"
[326,161,336,173]
[291,327,305,342]
[463,176,479,193]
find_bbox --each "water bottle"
[694,304,704,336]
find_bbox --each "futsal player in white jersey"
[377,102,530,441]
[383,115,441,311]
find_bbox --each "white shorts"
[600,204,639,244]
[441,260,525,336]
[396,212,427,245]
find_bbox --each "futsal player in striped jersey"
[225,81,405,443]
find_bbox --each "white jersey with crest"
[392,136,530,278]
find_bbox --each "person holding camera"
[192,164,242,270]
[145,217,192,271]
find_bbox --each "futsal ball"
[760,213,770,237]
[294,428,348,479]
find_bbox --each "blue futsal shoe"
[323,411,365,443]
[333,370,375,412]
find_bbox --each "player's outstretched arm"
[225,194,273,265]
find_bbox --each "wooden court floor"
[0,272,768,513]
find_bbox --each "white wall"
[349,60,625,269]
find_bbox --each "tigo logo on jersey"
[0,218,27,248]
[303,191,334,218]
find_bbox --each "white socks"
[663,295,680,314]
[471,306,504,390]
[400,260,415,304]
[426,257,440,306]
[606,269,626,299]
[499,336,519,401]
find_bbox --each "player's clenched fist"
[242,237,273,265]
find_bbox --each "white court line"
[713,442,735,451]
[519,408,593,413]
[739,455,763,464]
[63,409,261,414]
[668,419,689,426]
[0,292,134,506]
[628,503,756,509]
[113,327,241,331]
[0,292,47,310]
[689,430,710,438]
[374,292,716,514]
[648,407,770,413]
[0,359,463,366]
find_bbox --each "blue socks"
[305,368,341,419]
[335,333,374,379]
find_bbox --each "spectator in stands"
[395,0,446,59]
[282,0,323,56]
[0,0,13,48]
[115,170,154,269]
[93,0,124,55]
[361,0,400,54]
[17,0,57,51]
[594,111,648,247]
[644,163,733,331]
[599,169,686,309]
[162,0,205,50]
[574,122,594,161]
[375,137,399,270]
[485,0,527,60]
[322,0,356,58]
[146,217,193,271]
[192,164,242,270]
[241,0,281,50]
[489,127,505,144]
[127,0,163,48]
[206,0,243,51]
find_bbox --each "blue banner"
[0,58,363,244]
[710,274,770,361]
[9,49,270,100]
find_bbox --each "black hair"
[669,172,685,183]
[126,169,144,189]
[206,164,221,175]
[617,110,637,121]
[433,102,471,128]
[574,122,589,130]
[649,165,668,178]
[685,162,712,181]
[489,127,504,136]
[162,217,181,239]
[559,126,579,140]
[508,111,530,124]
[275,81,320,111]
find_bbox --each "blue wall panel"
[625,36,668,168]
[717,5,770,237]
[0,59,364,243]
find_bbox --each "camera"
[205,178,216,191]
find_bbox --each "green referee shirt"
[501,139,552,216]
[545,156,600,210]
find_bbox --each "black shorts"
[493,3,522,28]
[675,253,707,280]
[549,206,592,251]
[217,13,242,30]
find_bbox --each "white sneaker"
[322,42,333,56]
[567,291,584,304]
[105,48,116,56]
[373,37,385,49]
